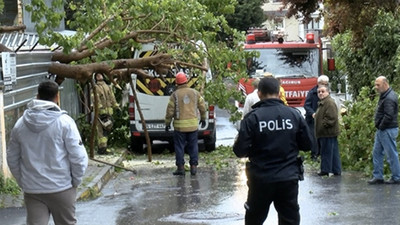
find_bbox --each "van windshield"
[246,48,320,78]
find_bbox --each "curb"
[77,154,126,200]
[0,154,125,208]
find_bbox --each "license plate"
[145,123,165,129]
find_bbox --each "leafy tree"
[332,10,400,96]
[323,0,398,46]
[0,0,259,156]
[281,0,320,23]
[225,0,266,32]
[17,0,255,115]
[338,86,377,174]
[281,0,398,46]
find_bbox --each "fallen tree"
[1,0,255,159]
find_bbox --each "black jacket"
[304,85,318,124]
[375,88,398,130]
[233,99,312,183]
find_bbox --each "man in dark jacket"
[368,76,400,184]
[304,75,329,160]
[233,77,312,225]
[314,85,341,176]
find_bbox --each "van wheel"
[204,141,216,152]
[130,137,144,153]
[204,132,216,152]
[168,141,175,153]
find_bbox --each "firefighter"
[165,72,207,176]
[92,73,119,154]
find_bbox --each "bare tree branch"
[78,16,115,51]
[151,14,165,30]
[49,53,173,83]
[175,61,208,71]
[0,25,26,32]
[52,30,172,63]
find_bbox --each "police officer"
[233,77,312,225]
[93,73,119,154]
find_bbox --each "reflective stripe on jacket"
[92,81,118,115]
[165,84,206,132]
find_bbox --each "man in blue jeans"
[368,76,400,184]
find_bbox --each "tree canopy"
[332,9,400,96]
[225,0,266,32]
[11,0,256,120]
[280,0,400,96]
[282,0,399,45]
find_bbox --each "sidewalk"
[0,153,124,208]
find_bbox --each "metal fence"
[0,51,81,177]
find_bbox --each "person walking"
[304,75,330,161]
[314,85,342,176]
[7,80,88,225]
[93,73,119,154]
[242,78,260,116]
[165,72,207,176]
[233,77,312,225]
[368,76,400,184]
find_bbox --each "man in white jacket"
[7,80,88,225]
[242,78,260,116]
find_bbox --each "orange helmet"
[176,72,188,85]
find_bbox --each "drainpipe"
[0,89,11,178]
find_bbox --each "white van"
[128,43,216,152]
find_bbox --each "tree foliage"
[281,0,399,46]
[332,9,400,96]
[225,0,266,32]
[323,0,398,46]
[338,87,377,174]
[282,0,320,23]
[22,0,255,120]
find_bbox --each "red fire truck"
[238,28,330,109]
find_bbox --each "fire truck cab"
[128,43,216,152]
[238,28,325,109]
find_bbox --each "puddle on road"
[159,211,242,224]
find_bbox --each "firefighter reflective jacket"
[94,81,119,115]
[165,84,206,132]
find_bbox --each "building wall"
[262,1,323,42]
[262,1,300,41]
[0,0,65,32]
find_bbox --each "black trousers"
[245,179,300,225]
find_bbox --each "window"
[0,0,18,26]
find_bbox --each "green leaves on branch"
[338,87,377,174]
[332,9,400,97]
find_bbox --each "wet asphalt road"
[2,107,400,225]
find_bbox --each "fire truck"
[238,28,331,109]
[128,43,216,152]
